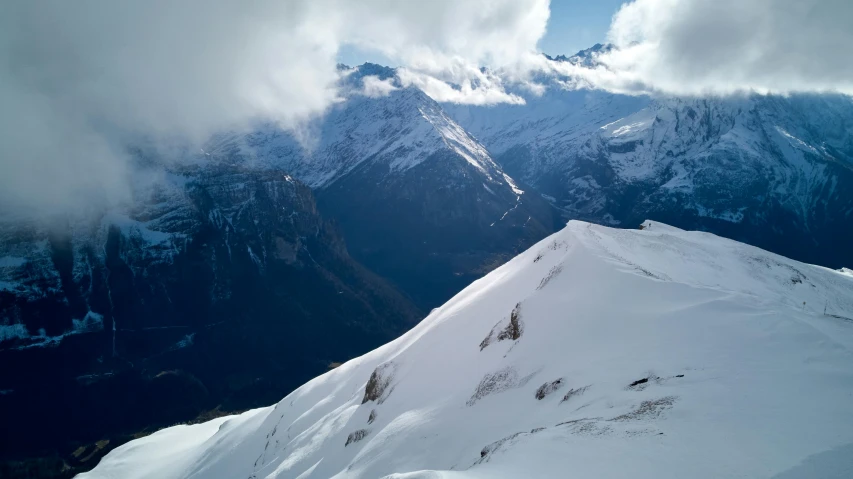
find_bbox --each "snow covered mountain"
[5,50,853,477]
[243,64,513,190]
[232,64,561,308]
[82,220,853,479]
[0,160,420,474]
[233,55,853,306]
[446,51,853,270]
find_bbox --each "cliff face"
[0,163,420,471]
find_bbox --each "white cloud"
[394,0,853,101]
[2,0,851,217]
[397,67,526,106]
[0,0,549,217]
[361,76,398,98]
[0,1,341,217]
[564,0,853,96]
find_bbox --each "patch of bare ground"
[480,303,523,351]
[536,265,563,290]
[555,418,611,436]
[535,378,564,400]
[627,373,661,391]
[467,366,536,406]
[559,385,590,404]
[610,396,678,422]
[362,362,397,404]
[474,427,547,466]
[345,429,369,446]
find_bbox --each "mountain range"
[1,45,851,477]
[448,75,853,269]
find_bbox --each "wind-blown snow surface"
[81,220,853,479]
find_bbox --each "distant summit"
[544,42,612,65]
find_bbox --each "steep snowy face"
[451,86,853,219]
[446,85,650,164]
[242,71,508,190]
[83,220,853,479]
[583,95,853,207]
[448,84,853,269]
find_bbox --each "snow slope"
[81,220,853,479]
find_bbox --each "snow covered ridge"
[241,65,515,192]
[81,220,853,479]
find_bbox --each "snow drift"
[81,220,853,479]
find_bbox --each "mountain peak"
[544,43,613,67]
[356,62,397,80]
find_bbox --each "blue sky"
[539,0,625,56]
[338,0,626,67]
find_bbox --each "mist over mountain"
[3,45,852,476]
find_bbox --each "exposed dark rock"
[610,396,678,422]
[560,385,590,404]
[362,362,396,404]
[367,409,377,425]
[345,429,369,446]
[467,366,536,406]
[535,378,564,400]
[478,326,496,351]
[556,417,598,427]
[628,374,660,390]
[476,432,526,465]
[629,377,649,387]
[497,304,523,342]
[479,303,524,351]
[536,265,564,290]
